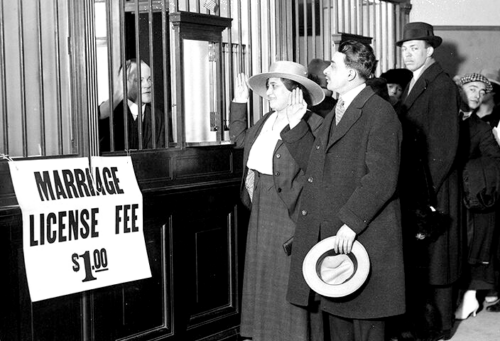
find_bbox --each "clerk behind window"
[98,59,165,152]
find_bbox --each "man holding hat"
[281,40,405,341]
[396,22,462,340]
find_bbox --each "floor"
[446,298,500,341]
[241,299,500,340]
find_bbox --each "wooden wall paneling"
[0,212,22,341]
[0,211,84,341]
[168,185,242,341]
[90,211,174,340]
[0,148,245,341]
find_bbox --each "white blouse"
[247,112,289,175]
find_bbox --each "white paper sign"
[9,156,151,302]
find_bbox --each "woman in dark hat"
[229,61,324,341]
[380,68,413,110]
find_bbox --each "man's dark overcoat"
[398,62,463,285]
[282,87,406,319]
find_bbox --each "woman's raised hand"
[286,88,307,129]
[234,73,249,103]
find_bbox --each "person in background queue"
[477,69,500,134]
[395,22,462,341]
[307,58,337,117]
[380,68,413,110]
[282,40,405,341]
[454,73,500,321]
[366,76,391,102]
[476,68,500,311]
[230,61,324,341]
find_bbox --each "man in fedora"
[281,40,405,341]
[395,22,462,340]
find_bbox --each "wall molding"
[435,25,500,31]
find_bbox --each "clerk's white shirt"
[128,100,146,121]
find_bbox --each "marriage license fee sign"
[9,156,151,302]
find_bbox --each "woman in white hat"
[229,61,324,341]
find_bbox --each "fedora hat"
[396,22,442,48]
[302,238,370,298]
[248,61,325,106]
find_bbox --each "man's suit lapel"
[325,87,374,151]
[318,109,335,150]
[327,106,362,149]
[402,63,443,112]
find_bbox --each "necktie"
[245,169,255,202]
[335,98,345,125]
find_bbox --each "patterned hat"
[459,73,493,93]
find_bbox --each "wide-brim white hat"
[302,238,370,298]
[248,61,325,106]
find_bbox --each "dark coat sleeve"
[424,74,461,194]
[280,113,322,172]
[463,116,500,210]
[229,102,249,149]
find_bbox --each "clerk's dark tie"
[335,97,345,125]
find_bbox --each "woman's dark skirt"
[240,172,309,341]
